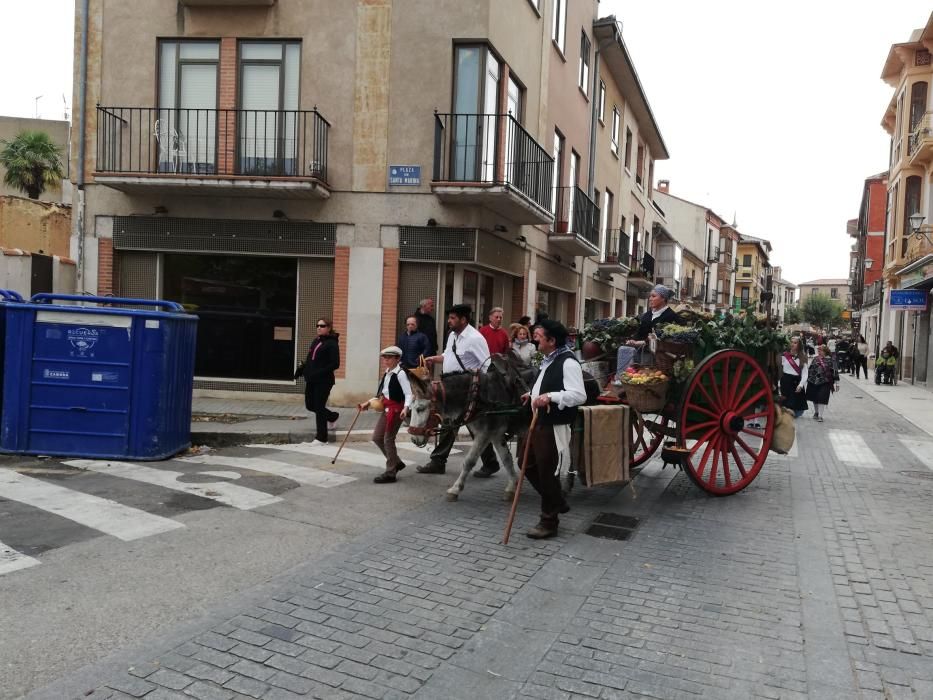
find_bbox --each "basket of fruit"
[617,366,670,413]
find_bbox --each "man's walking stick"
[331,405,364,464]
[502,407,539,545]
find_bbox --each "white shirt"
[442,324,490,373]
[650,304,670,321]
[531,349,588,409]
[828,339,837,352]
[781,354,807,390]
[380,364,413,408]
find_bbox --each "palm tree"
[0,131,64,200]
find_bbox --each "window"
[904,175,922,257]
[570,150,580,188]
[598,81,606,122]
[238,41,302,176]
[830,288,838,299]
[451,45,501,181]
[602,189,614,259]
[743,254,752,266]
[624,128,632,169]
[551,129,564,213]
[910,81,928,133]
[811,288,818,296]
[579,31,591,94]
[610,108,620,155]
[635,143,645,187]
[648,160,654,198]
[552,0,567,53]
[158,40,220,173]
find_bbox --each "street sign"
[388,165,421,186]
[889,289,929,310]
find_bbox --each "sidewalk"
[839,372,933,437]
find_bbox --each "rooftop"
[799,278,849,286]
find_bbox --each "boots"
[526,515,559,540]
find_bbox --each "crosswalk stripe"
[246,442,387,470]
[64,460,282,510]
[898,436,933,471]
[0,470,184,541]
[395,442,460,457]
[0,540,40,575]
[828,430,882,469]
[180,455,356,488]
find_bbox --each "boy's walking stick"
[332,405,364,464]
[502,407,539,545]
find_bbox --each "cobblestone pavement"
[27,383,933,700]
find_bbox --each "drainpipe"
[75,0,90,292]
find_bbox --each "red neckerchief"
[783,352,801,374]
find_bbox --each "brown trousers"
[372,401,404,472]
[519,424,568,524]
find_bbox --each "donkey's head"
[406,372,438,448]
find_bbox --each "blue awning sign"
[889,289,928,310]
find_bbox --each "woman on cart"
[626,284,679,351]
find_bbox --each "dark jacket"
[537,353,581,426]
[397,330,430,368]
[634,306,679,340]
[414,309,438,356]
[302,333,340,386]
[376,372,405,403]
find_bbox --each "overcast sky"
[0,1,927,287]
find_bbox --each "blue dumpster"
[1,294,197,460]
[0,290,24,422]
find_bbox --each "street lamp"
[864,258,873,269]
[909,212,932,245]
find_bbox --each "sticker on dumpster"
[67,328,99,356]
[145,320,160,329]
[91,371,120,383]
[43,369,70,380]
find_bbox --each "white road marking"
[395,442,461,456]
[246,442,387,470]
[181,455,355,488]
[64,460,282,510]
[198,471,242,480]
[0,470,184,540]
[898,436,933,471]
[0,540,40,576]
[828,430,882,469]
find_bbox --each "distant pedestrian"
[805,344,838,422]
[359,346,413,484]
[413,298,438,357]
[853,334,869,379]
[397,315,430,369]
[510,324,535,366]
[479,306,510,355]
[298,318,341,443]
[780,336,808,418]
[517,315,532,327]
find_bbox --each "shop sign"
[388,165,421,186]
[889,289,929,310]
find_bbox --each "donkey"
[407,354,534,502]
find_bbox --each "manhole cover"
[899,471,933,481]
[585,512,640,541]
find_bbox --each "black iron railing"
[707,245,719,263]
[605,229,630,267]
[640,251,655,279]
[863,280,882,306]
[432,112,554,213]
[96,106,330,181]
[909,112,932,157]
[552,186,599,250]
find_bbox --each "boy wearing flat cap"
[359,346,413,483]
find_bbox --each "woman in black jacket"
[627,284,679,345]
[299,318,341,443]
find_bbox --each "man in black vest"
[521,319,587,539]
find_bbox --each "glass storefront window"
[162,254,297,380]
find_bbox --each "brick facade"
[332,246,350,379]
[97,238,113,295]
[380,248,399,351]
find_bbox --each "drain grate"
[585,513,640,541]
[899,471,933,481]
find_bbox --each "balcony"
[598,229,631,272]
[863,280,882,306]
[432,112,554,224]
[95,106,330,199]
[707,245,720,263]
[548,186,600,256]
[627,246,655,290]
[908,112,933,166]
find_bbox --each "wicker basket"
[655,339,691,374]
[621,378,670,413]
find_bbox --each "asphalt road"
[0,440,458,699]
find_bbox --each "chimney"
[658,179,670,194]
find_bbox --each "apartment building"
[798,279,849,307]
[653,183,732,313]
[769,266,795,325]
[70,0,668,402]
[734,234,771,311]
[879,11,933,383]
[849,172,888,351]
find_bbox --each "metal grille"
[194,378,301,394]
[116,251,158,299]
[399,226,475,262]
[536,256,579,293]
[397,262,439,341]
[297,257,335,369]
[113,216,336,257]
[475,231,525,276]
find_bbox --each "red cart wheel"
[630,408,669,468]
[678,349,774,495]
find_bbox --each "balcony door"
[239,42,301,176]
[452,45,501,182]
[158,41,219,174]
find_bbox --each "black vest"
[537,353,580,426]
[377,371,404,403]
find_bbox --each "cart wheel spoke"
[678,350,774,496]
[630,410,668,467]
